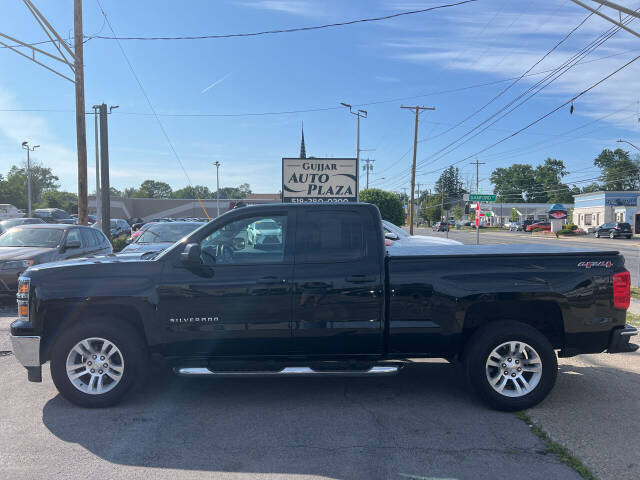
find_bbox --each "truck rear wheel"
[464,321,557,411]
[50,318,147,408]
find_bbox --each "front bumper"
[10,334,41,367]
[608,324,639,353]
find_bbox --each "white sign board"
[282,158,358,203]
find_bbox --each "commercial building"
[480,202,574,226]
[572,191,640,233]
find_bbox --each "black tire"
[464,321,557,411]
[595,231,600,238]
[610,231,615,239]
[50,317,148,408]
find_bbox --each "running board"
[174,365,400,378]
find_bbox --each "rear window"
[296,210,366,263]
[618,223,631,229]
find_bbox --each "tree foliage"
[0,162,60,209]
[216,183,252,199]
[435,166,465,210]
[418,194,442,223]
[132,180,173,199]
[510,208,519,222]
[38,191,78,213]
[360,188,405,226]
[172,185,213,199]
[490,158,574,203]
[593,148,640,191]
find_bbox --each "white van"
[0,204,25,220]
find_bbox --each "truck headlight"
[2,259,34,270]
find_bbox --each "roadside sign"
[468,194,496,202]
[282,158,358,203]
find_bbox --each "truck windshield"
[0,228,63,247]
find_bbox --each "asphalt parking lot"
[1,303,638,480]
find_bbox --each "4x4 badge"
[577,261,613,268]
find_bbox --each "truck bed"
[387,243,619,258]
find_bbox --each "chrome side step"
[174,365,400,378]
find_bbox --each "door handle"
[345,275,375,283]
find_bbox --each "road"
[415,228,640,285]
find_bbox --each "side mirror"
[384,232,399,241]
[64,240,81,250]
[181,243,202,265]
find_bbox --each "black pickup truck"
[10,203,638,410]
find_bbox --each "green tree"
[360,188,405,226]
[133,180,173,198]
[217,183,252,199]
[435,166,465,209]
[109,187,123,197]
[1,163,60,209]
[38,190,78,213]
[172,185,213,199]
[580,182,601,193]
[123,187,139,198]
[593,148,640,191]
[453,204,463,221]
[509,208,519,222]
[418,194,442,224]
[490,158,572,203]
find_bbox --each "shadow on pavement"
[42,362,579,480]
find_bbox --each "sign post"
[475,202,480,245]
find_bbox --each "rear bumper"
[607,324,638,353]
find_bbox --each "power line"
[90,1,478,41]
[93,0,210,218]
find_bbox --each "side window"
[92,229,104,246]
[200,214,287,266]
[80,228,96,247]
[296,210,366,263]
[66,228,82,246]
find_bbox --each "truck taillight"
[613,271,630,310]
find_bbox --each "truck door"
[157,209,294,356]
[292,207,384,356]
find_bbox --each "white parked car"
[0,204,25,220]
[382,220,462,246]
[247,219,283,247]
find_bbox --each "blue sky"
[1,0,639,195]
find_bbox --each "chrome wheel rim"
[66,337,124,395]
[485,341,542,398]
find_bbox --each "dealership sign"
[282,158,358,203]
[548,203,568,220]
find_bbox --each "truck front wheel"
[50,318,147,408]
[464,321,557,411]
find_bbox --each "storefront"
[572,191,640,233]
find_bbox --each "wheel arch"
[40,301,149,362]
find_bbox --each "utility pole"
[341,102,367,200]
[99,104,111,237]
[362,158,375,189]
[470,158,485,245]
[92,105,101,228]
[401,105,435,235]
[213,161,221,217]
[21,142,39,217]
[74,0,88,225]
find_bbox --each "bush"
[359,188,405,226]
[110,237,128,253]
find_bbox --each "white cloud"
[381,4,640,131]
[236,0,316,16]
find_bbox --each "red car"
[526,221,551,232]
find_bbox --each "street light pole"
[213,161,221,217]
[616,139,640,152]
[21,142,40,217]
[341,102,367,200]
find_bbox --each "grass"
[626,311,640,328]
[630,287,640,300]
[515,412,598,480]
